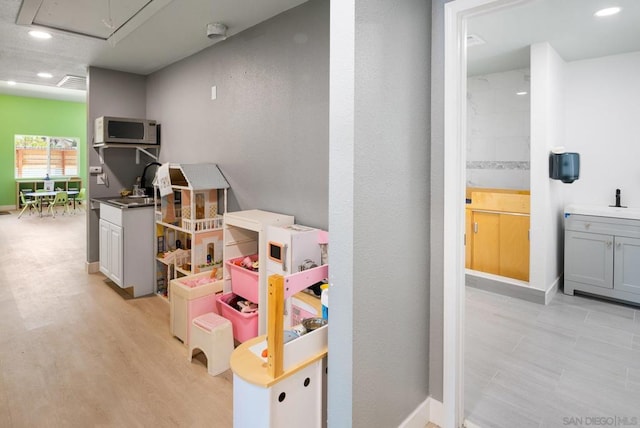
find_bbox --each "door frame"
[442,0,530,426]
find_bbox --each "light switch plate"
[89,166,102,174]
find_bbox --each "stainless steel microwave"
[94,116,159,145]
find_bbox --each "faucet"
[615,189,621,208]
[140,161,161,197]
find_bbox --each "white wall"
[530,42,565,293]
[564,51,640,208]
[467,68,530,189]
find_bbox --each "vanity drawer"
[100,203,122,226]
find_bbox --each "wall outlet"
[211,85,217,100]
[89,166,102,174]
[97,173,106,185]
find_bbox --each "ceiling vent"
[56,75,86,90]
[466,34,486,47]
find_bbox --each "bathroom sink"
[565,204,640,220]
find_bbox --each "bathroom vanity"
[564,205,640,305]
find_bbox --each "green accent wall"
[0,94,86,207]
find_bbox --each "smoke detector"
[206,23,228,40]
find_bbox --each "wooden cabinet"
[465,189,530,281]
[565,211,640,304]
[16,178,82,208]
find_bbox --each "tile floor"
[465,286,640,428]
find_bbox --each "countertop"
[565,204,640,221]
[91,196,156,209]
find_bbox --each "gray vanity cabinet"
[564,212,640,305]
[613,236,640,295]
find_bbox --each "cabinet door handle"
[616,242,621,249]
[607,241,613,248]
[473,222,478,233]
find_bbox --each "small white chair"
[188,312,234,376]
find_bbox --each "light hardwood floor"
[465,285,640,428]
[0,210,233,427]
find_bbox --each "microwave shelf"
[93,143,159,164]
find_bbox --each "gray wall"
[86,67,147,262]
[429,0,448,403]
[146,0,329,229]
[329,0,432,426]
[85,0,443,423]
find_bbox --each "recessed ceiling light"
[37,72,53,79]
[516,91,528,96]
[28,30,52,39]
[7,81,17,86]
[594,7,621,17]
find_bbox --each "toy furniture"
[188,312,234,376]
[169,271,223,346]
[154,163,229,297]
[230,265,329,427]
[223,210,294,339]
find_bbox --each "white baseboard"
[86,261,100,274]
[0,205,16,211]
[544,275,561,304]
[398,396,443,428]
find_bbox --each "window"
[15,135,79,178]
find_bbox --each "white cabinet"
[99,218,123,285]
[564,211,640,305]
[99,202,154,297]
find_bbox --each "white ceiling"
[2,0,638,102]
[0,0,307,101]
[467,0,640,76]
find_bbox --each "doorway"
[444,0,640,426]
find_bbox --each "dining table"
[23,190,80,216]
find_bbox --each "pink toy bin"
[225,255,259,303]
[217,292,259,343]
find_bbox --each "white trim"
[398,397,443,428]
[86,261,100,274]
[544,275,561,304]
[444,1,529,427]
[0,205,15,212]
[430,397,444,427]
